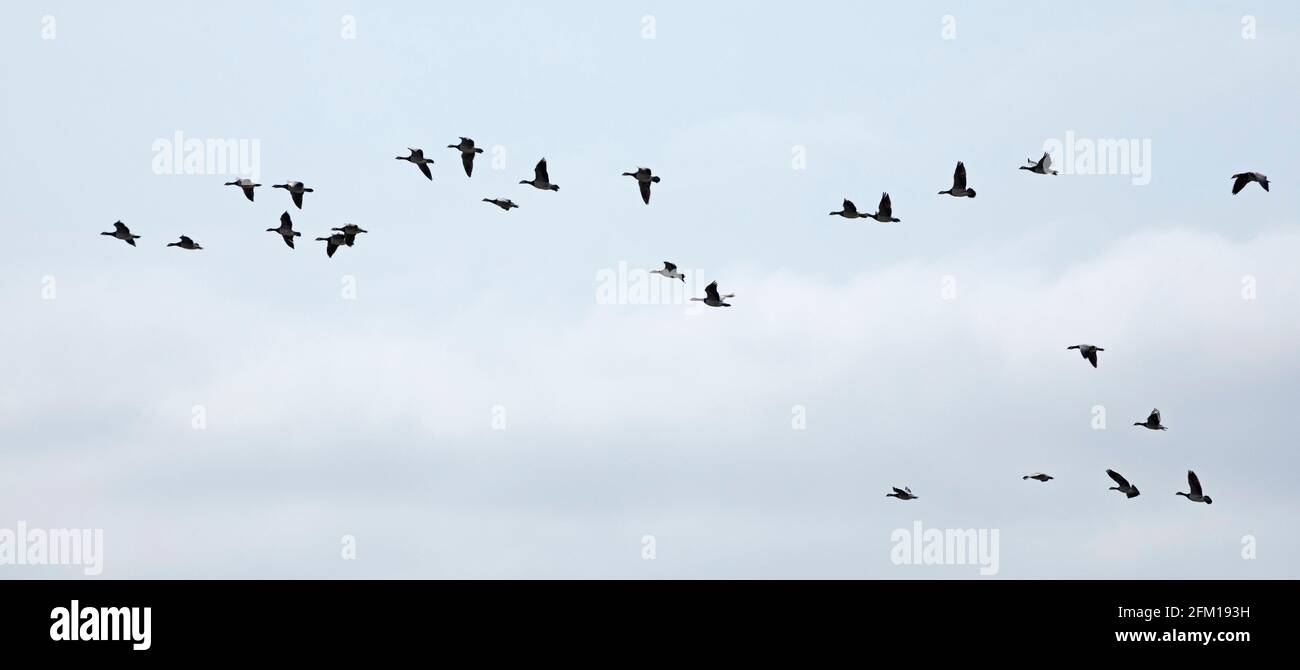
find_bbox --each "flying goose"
[1134,408,1167,431]
[866,192,901,222]
[331,224,368,246]
[1020,153,1058,175]
[828,199,866,219]
[690,281,734,307]
[395,148,434,181]
[520,158,559,191]
[622,167,660,204]
[1176,470,1213,504]
[1023,473,1054,482]
[448,138,484,177]
[1067,344,1104,368]
[938,161,976,197]
[224,178,261,202]
[1106,469,1140,498]
[100,220,141,246]
[1231,172,1269,194]
[266,212,302,249]
[272,181,314,209]
[650,261,685,282]
[886,486,918,500]
[166,235,203,250]
[482,198,519,211]
[315,233,347,258]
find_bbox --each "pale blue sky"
[0,2,1297,578]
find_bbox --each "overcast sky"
[1,1,1297,578]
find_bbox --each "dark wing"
[241,185,256,201]
[892,487,908,496]
[179,236,193,245]
[1086,349,1098,368]
[1149,409,1161,424]
[535,158,550,182]
[705,281,720,301]
[1187,471,1202,496]
[280,211,292,227]
[419,162,433,180]
[663,261,677,272]
[841,199,857,215]
[953,162,967,190]
[326,240,338,257]
[1231,173,1250,194]
[1106,469,1130,488]
[639,180,651,204]
[114,221,129,234]
[878,192,892,218]
[461,152,474,177]
[291,190,303,209]
[282,235,295,249]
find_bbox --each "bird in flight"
[1176,470,1213,504]
[866,192,901,223]
[650,261,685,282]
[1023,473,1054,482]
[829,198,866,219]
[101,220,141,246]
[1134,408,1167,431]
[886,486,918,500]
[1067,344,1104,368]
[520,158,560,191]
[691,281,734,307]
[331,224,368,247]
[938,161,977,197]
[1020,153,1059,175]
[1106,470,1140,498]
[1230,172,1269,194]
[482,198,519,211]
[396,148,434,181]
[166,235,203,250]
[448,138,484,177]
[224,178,261,201]
[622,167,660,204]
[272,181,314,209]
[267,212,302,249]
[315,233,348,258]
